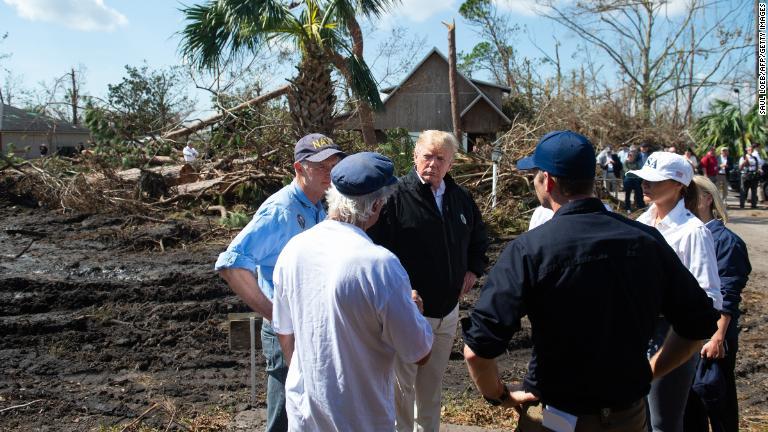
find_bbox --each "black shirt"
[462,198,718,413]
[368,170,489,318]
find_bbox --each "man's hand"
[412,290,424,314]
[461,271,478,297]
[701,337,726,359]
[500,383,539,409]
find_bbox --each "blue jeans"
[646,319,697,432]
[262,321,288,432]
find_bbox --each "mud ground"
[0,194,766,431]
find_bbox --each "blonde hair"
[414,130,459,156]
[691,175,728,223]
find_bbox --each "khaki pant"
[516,399,647,432]
[716,174,729,203]
[395,305,459,432]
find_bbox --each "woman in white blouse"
[627,151,722,432]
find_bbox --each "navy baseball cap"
[294,133,346,163]
[331,152,398,196]
[516,130,596,179]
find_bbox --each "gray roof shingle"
[0,104,90,133]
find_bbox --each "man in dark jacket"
[369,130,489,432]
[462,130,719,431]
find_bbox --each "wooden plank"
[228,312,263,351]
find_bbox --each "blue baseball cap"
[294,133,346,163]
[331,152,398,196]
[516,130,596,179]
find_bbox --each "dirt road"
[0,194,766,431]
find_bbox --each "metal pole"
[250,316,257,408]
[492,161,498,208]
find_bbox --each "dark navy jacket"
[369,170,489,318]
[705,219,751,340]
[462,198,719,414]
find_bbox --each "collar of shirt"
[705,218,724,231]
[637,199,692,233]
[415,172,446,211]
[552,197,607,218]
[290,180,324,223]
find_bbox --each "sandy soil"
[0,194,766,431]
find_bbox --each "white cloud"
[660,0,692,17]
[4,0,128,32]
[496,0,547,17]
[377,0,457,28]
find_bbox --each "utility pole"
[443,20,462,145]
[70,68,79,125]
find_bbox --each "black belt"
[548,398,643,417]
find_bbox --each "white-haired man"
[369,130,489,431]
[272,152,433,432]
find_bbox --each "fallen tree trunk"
[163,85,290,141]
[117,164,198,186]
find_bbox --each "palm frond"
[344,49,384,111]
[178,0,296,70]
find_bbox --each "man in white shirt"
[272,152,433,432]
[183,143,199,162]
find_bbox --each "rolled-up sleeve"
[214,209,285,272]
[462,241,527,359]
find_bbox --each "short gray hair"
[326,183,397,226]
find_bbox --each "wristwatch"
[483,383,510,406]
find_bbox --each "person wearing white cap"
[627,151,723,432]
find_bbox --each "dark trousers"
[516,400,648,432]
[683,338,739,432]
[740,175,758,208]
[624,177,645,211]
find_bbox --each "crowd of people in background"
[598,141,766,213]
[214,129,753,432]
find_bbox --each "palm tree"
[692,99,767,157]
[178,0,393,145]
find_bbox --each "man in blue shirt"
[215,133,345,432]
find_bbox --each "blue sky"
[0,0,753,119]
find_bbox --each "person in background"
[599,148,622,195]
[627,152,722,432]
[183,142,199,163]
[368,130,489,432]
[617,145,630,164]
[684,148,699,171]
[272,152,433,431]
[638,142,653,166]
[666,146,678,154]
[683,176,751,432]
[215,134,345,432]
[623,150,645,213]
[739,145,762,209]
[700,148,719,184]
[528,205,554,230]
[462,130,718,432]
[39,143,48,157]
[716,147,732,203]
